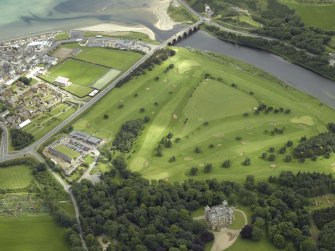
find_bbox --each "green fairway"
[279,0,335,31]
[41,58,109,97]
[73,47,142,71]
[72,48,335,183]
[0,165,32,190]
[24,103,76,140]
[54,145,80,159]
[0,215,70,251]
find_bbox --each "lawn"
[0,165,33,190]
[226,237,280,251]
[41,58,109,97]
[73,47,142,71]
[72,48,335,183]
[279,0,335,31]
[55,145,80,159]
[0,215,70,251]
[23,103,76,141]
[168,3,197,23]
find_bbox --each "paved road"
[0,122,8,157]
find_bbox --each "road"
[0,122,8,157]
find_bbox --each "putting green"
[72,48,335,183]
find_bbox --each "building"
[18,119,31,129]
[54,76,71,87]
[42,55,58,66]
[205,201,235,231]
[48,147,72,163]
[70,130,102,146]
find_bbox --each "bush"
[222,160,231,168]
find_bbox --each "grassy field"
[41,58,109,97]
[0,165,32,190]
[226,237,280,251]
[279,0,335,31]
[0,215,70,251]
[72,48,335,184]
[24,103,76,140]
[168,3,197,23]
[54,145,80,159]
[73,47,142,71]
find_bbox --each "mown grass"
[279,0,335,31]
[168,3,197,23]
[73,47,142,71]
[72,48,335,183]
[0,165,33,190]
[0,215,70,251]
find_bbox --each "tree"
[284,155,292,163]
[273,234,286,249]
[103,114,109,119]
[251,226,263,241]
[222,160,231,168]
[240,224,253,239]
[242,158,251,166]
[268,154,276,161]
[194,146,202,154]
[190,167,198,176]
[169,156,176,162]
[319,220,335,250]
[203,163,213,173]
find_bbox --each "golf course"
[72,47,335,183]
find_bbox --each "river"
[177,30,335,109]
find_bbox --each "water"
[0,0,158,41]
[179,30,335,109]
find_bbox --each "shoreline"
[78,23,156,40]
[152,0,176,31]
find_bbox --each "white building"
[54,76,71,87]
[18,119,31,129]
[205,201,235,231]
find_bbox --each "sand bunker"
[291,116,314,126]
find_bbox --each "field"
[54,145,80,159]
[73,48,335,184]
[23,103,76,140]
[0,165,32,190]
[0,215,70,251]
[279,0,335,31]
[45,45,143,97]
[168,3,197,23]
[73,47,142,71]
[41,58,109,97]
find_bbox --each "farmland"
[0,165,33,190]
[72,48,335,183]
[279,0,335,31]
[0,215,70,251]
